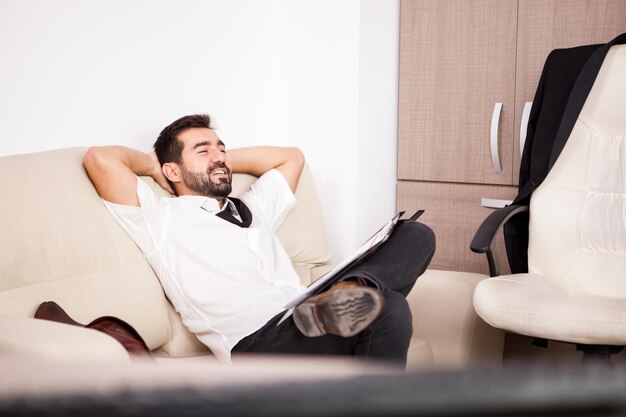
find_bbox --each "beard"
[180,162,232,197]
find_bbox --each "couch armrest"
[0,316,130,362]
[406,270,504,368]
[309,264,335,284]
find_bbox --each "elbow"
[291,147,305,168]
[83,146,111,174]
[83,146,101,172]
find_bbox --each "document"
[277,211,408,325]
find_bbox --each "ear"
[162,162,182,184]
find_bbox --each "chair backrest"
[528,44,626,297]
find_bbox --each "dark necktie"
[215,197,253,228]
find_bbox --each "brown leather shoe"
[293,280,384,338]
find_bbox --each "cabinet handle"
[519,101,532,157]
[490,102,503,173]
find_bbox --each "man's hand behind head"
[149,150,175,195]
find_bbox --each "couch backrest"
[0,147,330,354]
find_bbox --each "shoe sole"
[293,287,384,338]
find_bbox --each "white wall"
[0,0,399,262]
[356,0,399,245]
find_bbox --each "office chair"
[471,41,626,363]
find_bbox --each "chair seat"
[474,274,626,345]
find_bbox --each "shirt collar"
[180,195,241,218]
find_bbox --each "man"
[84,114,435,366]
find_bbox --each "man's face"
[176,128,233,197]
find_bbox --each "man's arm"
[83,146,174,206]
[228,146,305,193]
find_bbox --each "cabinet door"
[398,0,518,185]
[397,181,518,274]
[513,0,626,172]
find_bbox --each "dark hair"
[153,114,214,165]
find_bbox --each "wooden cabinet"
[398,0,518,186]
[398,0,626,274]
[398,181,517,274]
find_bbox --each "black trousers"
[232,221,436,367]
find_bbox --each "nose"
[211,148,226,163]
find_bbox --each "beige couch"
[0,147,502,369]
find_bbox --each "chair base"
[576,344,624,364]
[531,338,623,364]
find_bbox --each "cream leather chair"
[472,44,626,361]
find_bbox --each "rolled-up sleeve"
[241,169,297,231]
[102,177,165,257]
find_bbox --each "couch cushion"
[154,303,212,358]
[0,148,172,350]
[0,316,131,362]
[408,270,504,368]
[406,339,434,369]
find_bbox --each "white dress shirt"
[103,169,305,362]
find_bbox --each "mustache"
[207,162,231,175]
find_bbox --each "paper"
[277,212,404,325]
